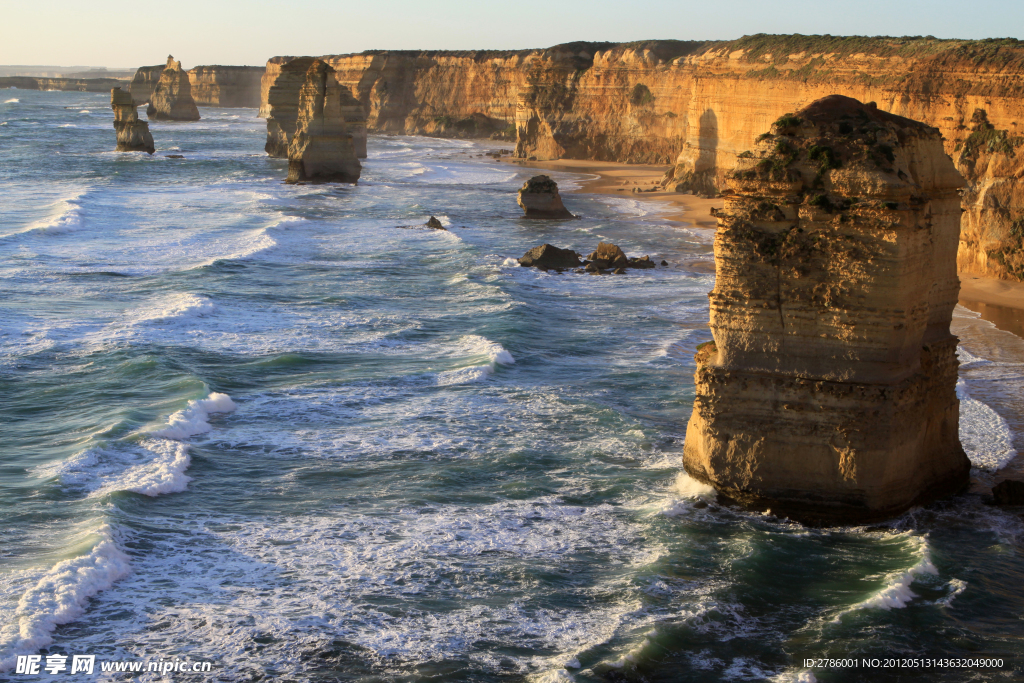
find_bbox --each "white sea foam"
[0,525,131,672]
[935,578,968,607]
[95,441,193,497]
[436,335,515,385]
[662,472,717,516]
[11,191,87,237]
[834,536,936,619]
[503,257,522,267]
[152,392,237,440]
[4,98,19,103]
[957,379,1017,470]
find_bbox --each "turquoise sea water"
[0,90,1022,682]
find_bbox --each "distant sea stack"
[285,59,361,184]
[146,56,200,121]
[682,95,970,524]
[110,87,155,154]
[263,57,367,159]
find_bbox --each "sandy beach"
[504,157,719,229]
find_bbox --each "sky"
[1,0,1023,68]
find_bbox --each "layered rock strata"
[0,77,127,92]
[285,60,361,184]
[261,37,1024,281]
[110,87,154,154]
[682,96,970,523]
[147,56,200,121]
[128,64,164,104]
[263,57,367,159]
[517,175,573,218]
[187,66,265,107]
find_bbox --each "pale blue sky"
[2,0,1022,68]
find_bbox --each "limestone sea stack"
[128,64,164,105]
[285,59,361,184]
[263,57,368,159]
[682,95,970,524]
[111,88,155,154]
[146,56,200,121]
[517,175,573,218]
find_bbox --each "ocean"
[0,89,1021,682]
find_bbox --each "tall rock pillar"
[111,87,155,154]
[286,60,361,183]
[683,95,970,524]
[147,56,201,121]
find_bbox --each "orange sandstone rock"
[146,56,200,121]
[682,96,970,524]
[285,60,361,184]
[110,87,154,154]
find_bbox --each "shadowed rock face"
[516,175,573,218]
[285,60,361,184]
[682,95,970,524]
[263,57,367,159]
[129,64,164,105]
[146,56,200,121]
[111,87,154,154]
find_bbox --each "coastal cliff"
[0,76,127,92]
[187,66,265,108]
[147,56,200,121]
[682,96,970,523]
[129,65,164,104]
[261,36,1024,281]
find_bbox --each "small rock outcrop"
[517,175,574,218]
[518,244,582,269]
[110,88,154,154]
[426,216,445,229]
[285,60,361,184]
[682,95,970,524]
[147,56,200,121]
[992,480,1024,505]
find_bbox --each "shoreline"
[504,155,1024,334]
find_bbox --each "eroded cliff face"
[146,56,201,121]
[187,66,265,108]
[111,87,154,154]
[286,60,361,184]
[682,96,970,523]
[263,57,366,158]
[0,77,127,92]
[262,36,1024,280]
[129,65,164,105]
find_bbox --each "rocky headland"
[146,56,200,121]
[110,87,154,154]
[128,64,165,105]
[187,66,265,108]
[260,36,1024,283]
[285,59,361,184]
[681,95,970,523]
[0,76,128,92]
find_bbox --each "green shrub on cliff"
[630,83,654,106]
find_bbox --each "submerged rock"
[147,56,200,121]
[110,87,154,154]
[993,480,1024,505]
[517,175,573,218]
[518,244,581,269]
[682,95,970,524]
[286,60,361,184]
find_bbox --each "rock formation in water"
[682,95,971,523]
[146,56,200,121]
[128,64,164,104]
[263,57,367,159]
[517,175,573,218]
[0,76,127,92]
[260,37,1024,281]
[187,66,266,107]
[110,87,155,154]
[285,60,361,184]
[518,244,582,269]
